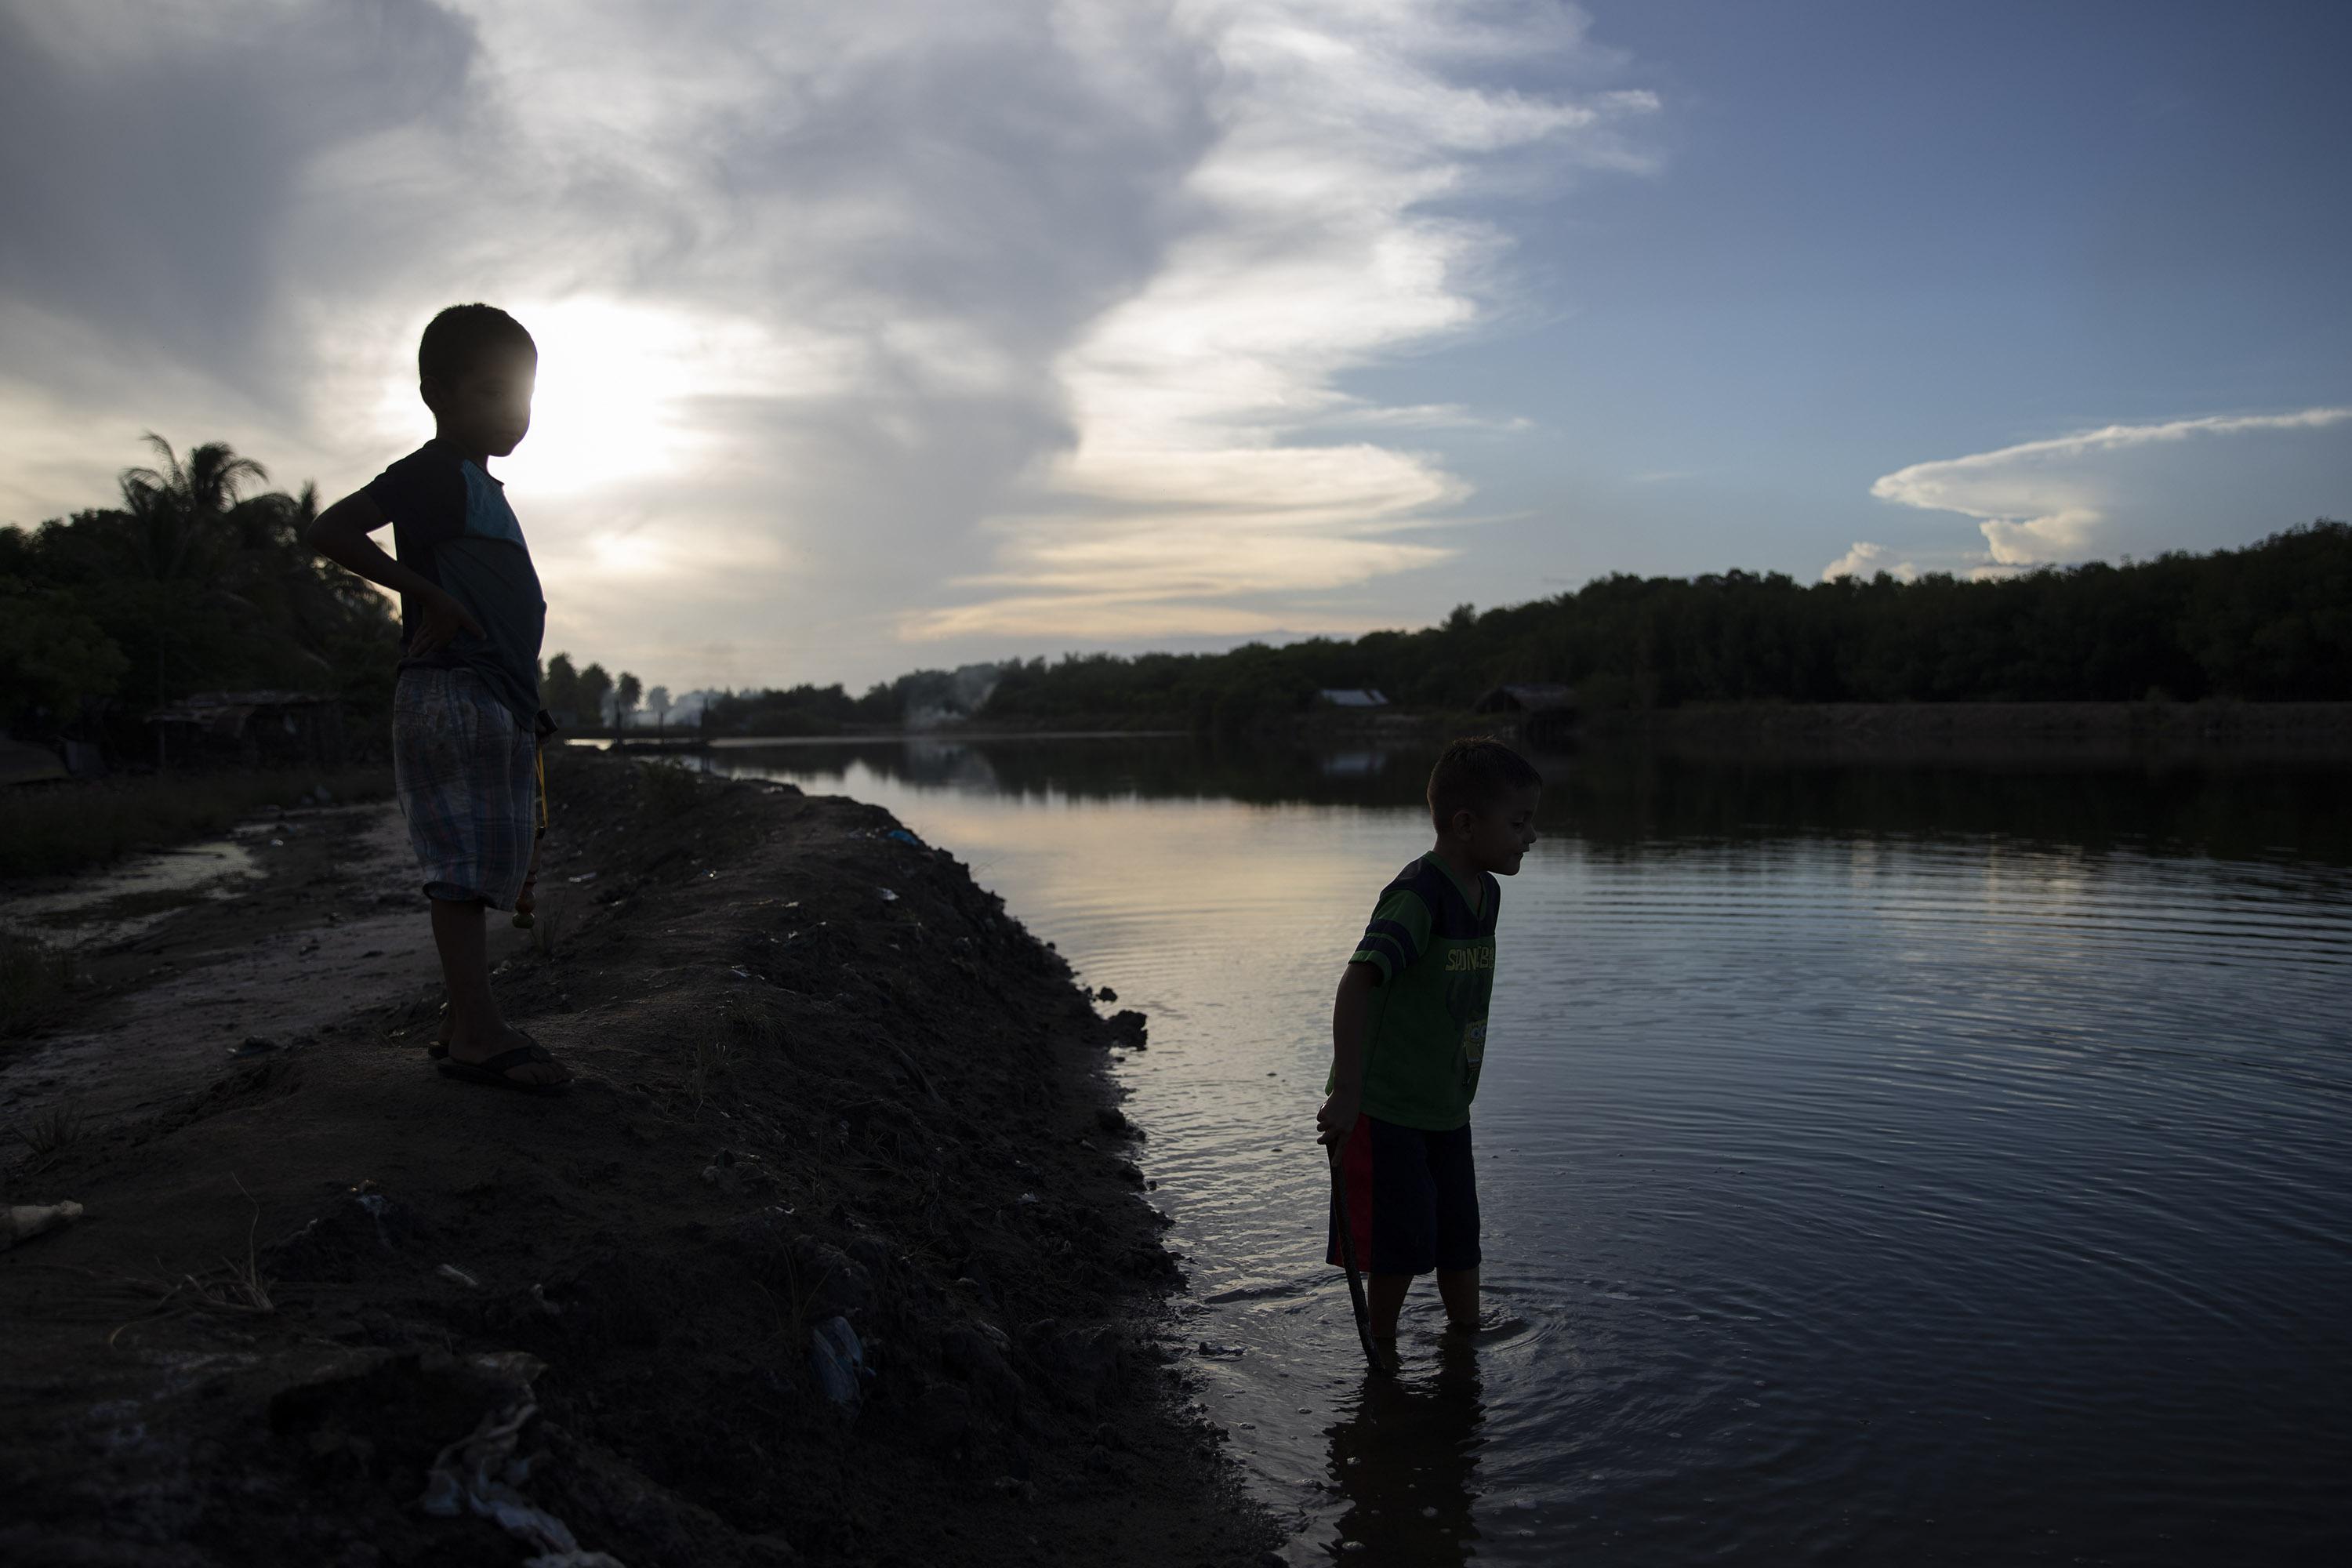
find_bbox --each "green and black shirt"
[1344,852,1500,1131]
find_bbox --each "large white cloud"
[1868,408,2352,577]
[0,0,1654,687]
[909,1,1655,641]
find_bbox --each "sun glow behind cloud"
[0,0,1657,684]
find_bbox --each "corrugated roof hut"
[146,691,348,769]
[1472,683,1578,743]
[0,737,67,786]
[1472,683,1576,714]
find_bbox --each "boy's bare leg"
[430,895,564,1085]
[1366,1275,1413,1371]
[1438,1267,1480,1330]
[430,895,500,1051]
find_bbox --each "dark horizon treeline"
[6,437,2347,747]
[971,520,2352,731]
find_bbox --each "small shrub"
[638,759,702,821]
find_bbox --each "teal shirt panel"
[365,439,546,728]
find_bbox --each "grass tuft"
[9,1099,85,1171]
[176,1177,276,1316]
[1,931,80,1038]
[728,1001,788,1052]
[527,892,570,959]
[688,1034,735,1113]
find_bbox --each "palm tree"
[114,434,270,583]
[74,437,401,699]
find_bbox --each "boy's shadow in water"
[1323,1332,1486,1563]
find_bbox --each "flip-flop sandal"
[430,1023,530,1062]
[437,1042,571,1095]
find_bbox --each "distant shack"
[1472,683,1578,743]
[0,737,67,787]
[147,691,348,770]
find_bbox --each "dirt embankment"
[0,753,1279,1566]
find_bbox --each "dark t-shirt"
[364,440,545,728]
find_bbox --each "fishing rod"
[1326,1139,1386,1375]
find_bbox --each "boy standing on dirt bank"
[308,303,569,1093]
[1317,738,1541,1370]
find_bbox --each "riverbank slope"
[0,752,1277,1566]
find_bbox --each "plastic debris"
[567,871,597,884]
[1197,1341,1246,1359]
[1,1200,85,1251]
[229,1035,280,1058]
[729,966,755,980]
[877,887,899,903]
[884,829,922,847]
[809,1315,871,1414]
[437,1264,481,1290]
[419,1396,625,1566]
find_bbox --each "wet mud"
[0,752,1279,1566]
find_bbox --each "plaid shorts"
[393,666,537,909]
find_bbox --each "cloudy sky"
[4,1,2347,691]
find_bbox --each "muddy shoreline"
[0,752,1281,1566]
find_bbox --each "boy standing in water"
[309,303,569,1093]
[1317,738,1541,1370]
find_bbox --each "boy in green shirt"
[1317,737,1542,1370]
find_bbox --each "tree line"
[973,521,2352,731]
[540,655,680,731]
[699,666,1001,736]
[8,437,2345,749]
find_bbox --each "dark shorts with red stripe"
[1327,1114,1480,1277]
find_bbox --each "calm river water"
[697,735,2350,1564]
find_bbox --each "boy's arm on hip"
[309,489,430,601]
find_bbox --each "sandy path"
[0,800,525,1135]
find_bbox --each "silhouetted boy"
[1317,737,1542,1368]
[309,303,568,1092]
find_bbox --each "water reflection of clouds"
[702,735,2352,868]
